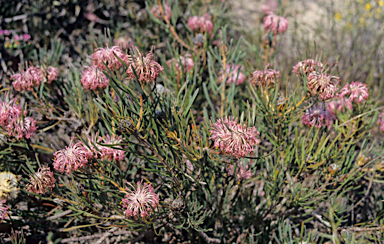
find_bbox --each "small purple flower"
[293,59,324,76]
[218,64,247,85]
[264,14,288,34]
[4,30,9,36]
[6,116,38,140]
[251,64,280,87]
[23,34,31,41]
[11,66,43,92]
[187,14,214,34]
[81,66,109,90]
[0,200,9,220]
[338,82,369,103]
[91,46,129,71]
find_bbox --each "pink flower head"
[91,46,129,71]
[228,163,253,180]
[302,103,335,128]
[23,34,31,41]
[126,46,163,83]
[218,64,246,85]
[379,111,384,132]
[26,166,56,195]
[167,55,195,73]
[187,14,214,34]
[307,72,340,100]
[81,66,109,90]
[338,82,369,103]
[327,98,353,114]
[4,30,9,36]
[97,134,125,162]
[121,180,160,218]
[151,2,172,21]
[53,139,92,174]
[293,59,324,76]
[210,116,261,158]
[0,30,3,35]
[264,14,288,34]
[113,36,133,50]
[43,66,59,84]
[0,200,9,220]
[262,0,278,14]
[6,116,37,140]
[251,64,280,87]
[11,66,43,92]
[0,93,22,127]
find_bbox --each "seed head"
[293,59,324,76]
[251,64,280,87]
[0,172,19,200]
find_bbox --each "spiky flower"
[97,134,125,162]
[0,172,19,200]
[0,199,9,220]
[121,180,160,218]
[228,163,253,180]
[292,59,324,76]
[218,64,247,85]
[210,116,261,158]
[187,14,214,34]
[81,66,109,90]
[264,14,288,34]
[167,55,195,73]
[26,166,56,195]
[307,72,339,100]
[53,139,92,174]
[327,98,353,114]
[338,82,369,103]
[11,66,43,92]
[151,2,172,21]
[126,46,163,83]
[91,46,128,71]
[44,66,59,84]
[0,93,22,127]
[6,116,37,140]
[302,103,335,128]
[251,65,280,87]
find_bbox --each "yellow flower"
[0,172,19,200]
[335,12,342,20]
[365,3,372,11]
[359,17,365,23]
[377,8,382,13]
[379,1,384,7]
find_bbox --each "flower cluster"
[53,139,93,174]
[26,166,56,195]
[251,65,280,87]
[210,116,261,158]
[88,134,125,162]
[151,2,172,21]
[53,134,125,174]
[44,66,60,84]
[0,93,37,139]
[218,64,246,85]
[0,172,19,200]
[293,59,324,76]
[126,46,164,83]
[11,66,43,92]
[91,46,128,71]
[0,199,9,220]
[187,14,214,34]
[121,180,160,218]
[327,98,353,114]
[81,66,109,90]
[302,103,335,128]
[307,72,340,100]
[264,14,288,34]
[338,82,369,103]
[228,163,253,180]
[167,55,195,73]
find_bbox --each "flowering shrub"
[1,0,384,243]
